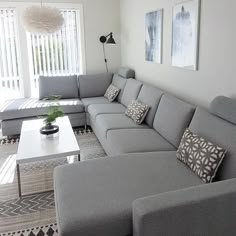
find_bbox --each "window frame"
[0,2,86,98]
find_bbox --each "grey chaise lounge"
[54,69,236,236]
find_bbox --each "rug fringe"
[0,223,57,236]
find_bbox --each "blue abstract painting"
[172,0,200,70]
[145,10,163,63]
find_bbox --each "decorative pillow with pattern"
[104,84,120,102]
[177,129,227,183]
[125,100,150,125]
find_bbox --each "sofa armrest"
[78,72,113,98]
[133,178,236,236]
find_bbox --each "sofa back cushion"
[137,84,164,127]
[153,94,195,148]
[189,107,236,181]
[112,74,127,103]
[78,72,113,98]
[111,68,135,103]
[39,75,79,100]
[121,79,143,107]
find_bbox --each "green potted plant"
[40,95,64,135]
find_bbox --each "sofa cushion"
[125,100,150,125]
[54,152,203,236]
[153,94,195,148]
[81,97,114,112]
[0,98,84,120]
[189,107,236,181]
[112,74,127,103]
[120,79,143,107]
[104,84,120,102]
[88,104,126,121]
[118,67,135,79]
[107,129,175,155]
[137,84,164,127]
[39,75,79,100]
[95,114,149,138]
[177,128,227,183]
[209,96,236,125]
[78,73,113,98]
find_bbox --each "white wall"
[6,0,121,74]
[120,0,236,107]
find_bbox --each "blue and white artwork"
[145,10,163,63]
[172,0,200,70]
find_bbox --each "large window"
[0,8,21,100]
[0,3,85,100]
[29,9,82,96]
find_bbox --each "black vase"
[40,123,59,135]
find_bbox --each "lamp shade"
[22,6,64,34]
[106,34,116,44]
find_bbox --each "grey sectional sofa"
[1,68,235,235]
[54,69,236,236]
[0,70,133,136]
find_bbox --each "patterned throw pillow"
[125,100,150,125]
[104,84,120,102]
[177,129,227,183]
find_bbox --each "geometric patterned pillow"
[104,84,120,102]
[177,129,227,183]
[125,100,150,125]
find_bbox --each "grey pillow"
[125,100,150,125]
[104,84,120,102]
[39,75,79,100]
[177,129,227,183]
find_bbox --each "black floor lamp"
[99,32,116,72]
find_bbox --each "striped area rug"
[0,130,106,235]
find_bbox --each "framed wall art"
[171,0,200,70]
[145,9,163,63]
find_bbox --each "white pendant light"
[22,1,64,34]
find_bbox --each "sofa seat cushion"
[95,114,149,138]
[81,97,117,112]
[107,129,176,155]
[88,104,126,121]
[0,98,84,120]
[54,152,204,236]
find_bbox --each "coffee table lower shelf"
[16,154,80,198]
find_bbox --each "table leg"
[78,154,80,162]
[16,164,22,198]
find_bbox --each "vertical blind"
[0,7,81,99]
[0,8,21,99]
[29,9,80,92]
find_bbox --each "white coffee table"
[16,116,80,197]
